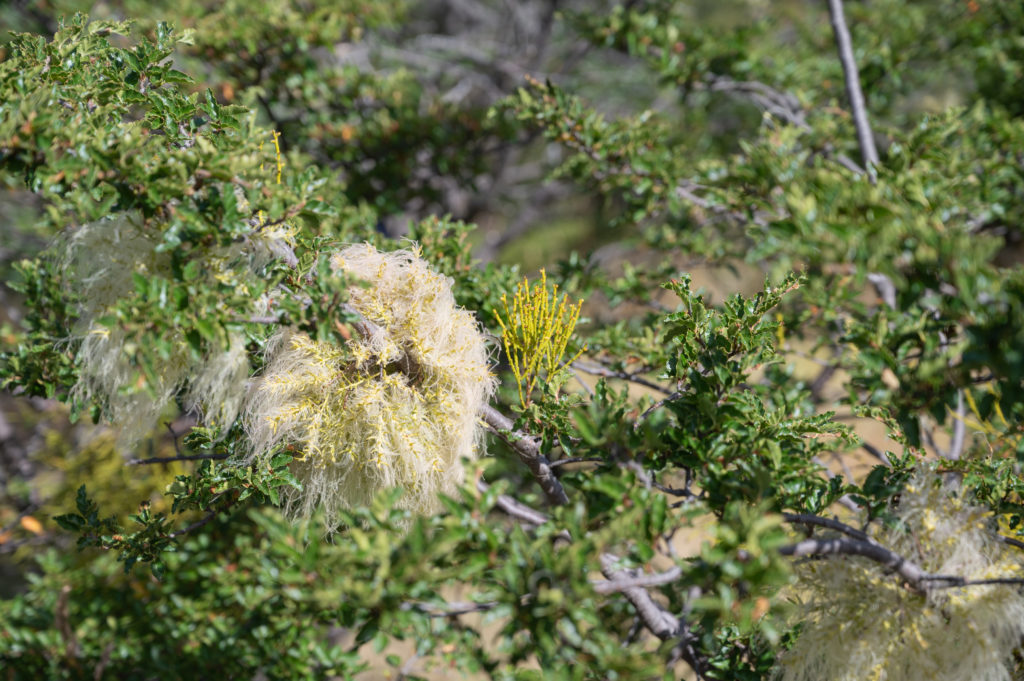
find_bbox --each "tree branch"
[827,0,880,180]
[405,599,500,618]
[780,535,929,591]
[783,512,875,544]
[782,512,1024,593]
[998,535,1024,552]
[479,471,698,666]
[479,404,570,506]
[599,554,680,637]
[593,565,683,594]
[947,390,967,460]
[572,360,673,394]
[634,391,684,429]
[599,554,709,679]
[476,478,550,526]
[168,499,233,539]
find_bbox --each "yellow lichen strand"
[493,269,585,407]
[776,467,1024,681]
[244,243,496,527]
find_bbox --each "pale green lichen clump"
[777,469,1024,681]
[244,243,495,525]
[62,215,270,445]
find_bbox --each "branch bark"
[600,554,708,679]
[779,514,1024,593]
[476,478,550,526]
[593,565,684,594]
[780,535,929,591]
[479,404,570,506]
[827,0,880,180]
[599,554,680,637]
[128,453,228,465]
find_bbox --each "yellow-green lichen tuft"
[776,467,1024,681]
[244,243,496,527]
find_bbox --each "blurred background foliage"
[1,0,1024,679]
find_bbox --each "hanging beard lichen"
[60,215,275,446]
[244,243,496,526]
[776,468,1024,681]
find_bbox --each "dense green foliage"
[2,1,1024,679]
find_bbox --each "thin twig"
[810,457,862,512]
[404,600,500,618]
[652,481,697,499]
[128,453,228,465]
[947,390,966,460]
[570,368,596,397]
[573,361,673,394]
[164,421,183,457]
[827,0,880,181]
[168,502,229,539]
[634,391,683,429]
[548,456,605,468]
[860,441,891,466]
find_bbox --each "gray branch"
[128,453,228,465]
[781,535,929,591]
[827,0,880,179]
[476,478,550,526]
[479,466,700,669]
[783,512,876,544]
[599,554,708,679]
[593,565,684,594]
[599,554,681,638]
[947,390,967,460]
[572,360,673,394]
[479,404,570,506]
[779,529,1024,593]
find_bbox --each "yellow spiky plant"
[244,243,496,526]
[776,467,1024,681]
[494,269,585,408]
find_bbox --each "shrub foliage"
[2,2,1024,680]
